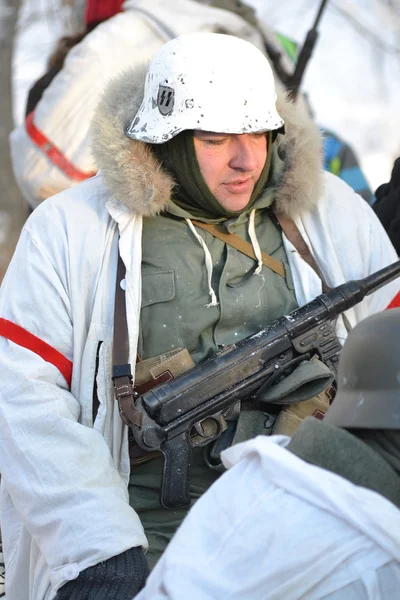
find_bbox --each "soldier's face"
[193,131,268,211]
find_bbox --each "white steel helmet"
[126,32,284,144]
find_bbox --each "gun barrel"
[287,259,400,338]
[361,259,400,297]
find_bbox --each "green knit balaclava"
[152,130,273,220]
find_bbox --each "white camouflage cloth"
[137,435,400,599]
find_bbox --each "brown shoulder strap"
[275,214,331,292]
[113,253,130,367]
[112,253,142,428]
[191,220,286,279]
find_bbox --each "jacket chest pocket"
[138,269,185,360]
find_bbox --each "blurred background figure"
[374,157,400,255]
[322,128,373,204]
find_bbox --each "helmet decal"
[157,85,175,116]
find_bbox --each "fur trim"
[91,66,323,219]
[91,65,174,217]
[274,93,324,218]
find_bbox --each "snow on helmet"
[126,32,284,144]
[324,309,400,429]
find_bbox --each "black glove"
[55,547,149,600]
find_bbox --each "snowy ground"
[10,0,400,192]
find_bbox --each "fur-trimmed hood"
[91,64,323,219]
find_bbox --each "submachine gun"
[125,260,400,508]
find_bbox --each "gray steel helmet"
[324,309,400,429]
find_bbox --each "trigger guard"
[191,415,225,447]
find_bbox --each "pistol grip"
[160,431,192,509]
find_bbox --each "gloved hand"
[55,547,149,600]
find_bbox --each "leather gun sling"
[274,214,330,292]
[111,254,142,428]
[274,215,352,334]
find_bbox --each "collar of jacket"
[288,417,400,510]
[91,64,323,220]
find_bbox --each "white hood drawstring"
[187,210,264,308]
[248,209,263,275]
[186,218,219,307]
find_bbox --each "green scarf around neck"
[151,130,273,220]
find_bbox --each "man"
[137,308,400,599]
[0,33,398,600]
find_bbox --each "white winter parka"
[0,67,399,600]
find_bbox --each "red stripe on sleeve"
[387,292,400,310]
[0,318,73,387]
[25,112,97,182]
